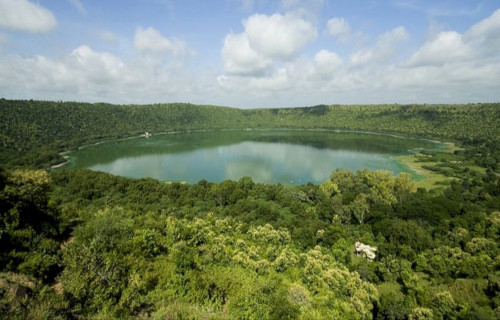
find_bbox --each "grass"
[397,141,488,190]
[398,154,455,190]
[442,141,462,152]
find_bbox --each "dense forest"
[1,99,499,319]
[1,99,498,169]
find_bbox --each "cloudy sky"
[0,0,499,108]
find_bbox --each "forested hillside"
[1,99,499,168]
[1,167,499,319]
[1,99,499,319]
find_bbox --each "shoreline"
[50,129,457,188]
[50,161,69,169]
[396,154,454,189]
[49,152,70,170]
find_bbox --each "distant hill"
[1,99,499,168]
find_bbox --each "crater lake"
[65,130,444,185]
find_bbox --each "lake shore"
[63,129,446,185]
[397,154,454,189]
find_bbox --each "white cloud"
[1,7,499,108]
[134,27,173,53]
[325,17,369,47]
[326,17,350,39]
[466,8,500,39]
[0,46,127,99]
[314,50,342,68]
[407,31,471,66]
[350,26,409,65]
[0,43,200,103]
[379,26,410,44]
[216,7,499,107]
[134,27,192,56]
[215,7,500,107]
[70,45,124,83]
[0,0,57,33]
[221,12,316,76]
[313,50,343,78]
[243,13,317,59]
[408,8,500,67]
[218,66,294,95]
[222,33,271,75]
[67,0,86,15]
[464,8,500,56]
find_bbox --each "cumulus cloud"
[0,6,499,108]
[407,31,471,66]
[326,17,350,39]
[464,8,500,57]
[134,27,193,56]
[350,26,409,65]
[70,45,124,83]
[243,13,317,59]
[0,46,125,99]
[221,12,316,75]
[466,8,500,39]
[408,8,500,67]
[218,66,294,96]
[216,9,500,107]
[0,0,57,33]
[0,42,200,103]
[313,50,343,78]
[222,33,271,76]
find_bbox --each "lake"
[66,130,444,185]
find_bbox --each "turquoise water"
[66,130,442,185]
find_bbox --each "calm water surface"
[66,130,443,184]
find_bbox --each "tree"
[394,173,416,204]
[60,208,133,312]
[0,169,61,281]
[319,180,339,198]
[350,193,369,224]
[408,307,434,320]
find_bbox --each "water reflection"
[67,130,442,184]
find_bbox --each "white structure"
[354,241,377,261]
[144,131,151,137]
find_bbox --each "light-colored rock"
[355,241,377,261]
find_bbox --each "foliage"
[1,164,498,318]
[0,99,499,318]
[1,99,499,169]
[0,169,62,282]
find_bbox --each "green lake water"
[66,130,443,185]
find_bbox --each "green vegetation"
[0,99,499,319]
[397,154,456,190]
[1,168,499,319]
[1,99,499,170]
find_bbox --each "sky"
[0,0,499,108]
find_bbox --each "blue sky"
[0,0,499,108]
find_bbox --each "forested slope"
[1,167,499,319]
[1,98,499,319]
[1,99,499,168]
